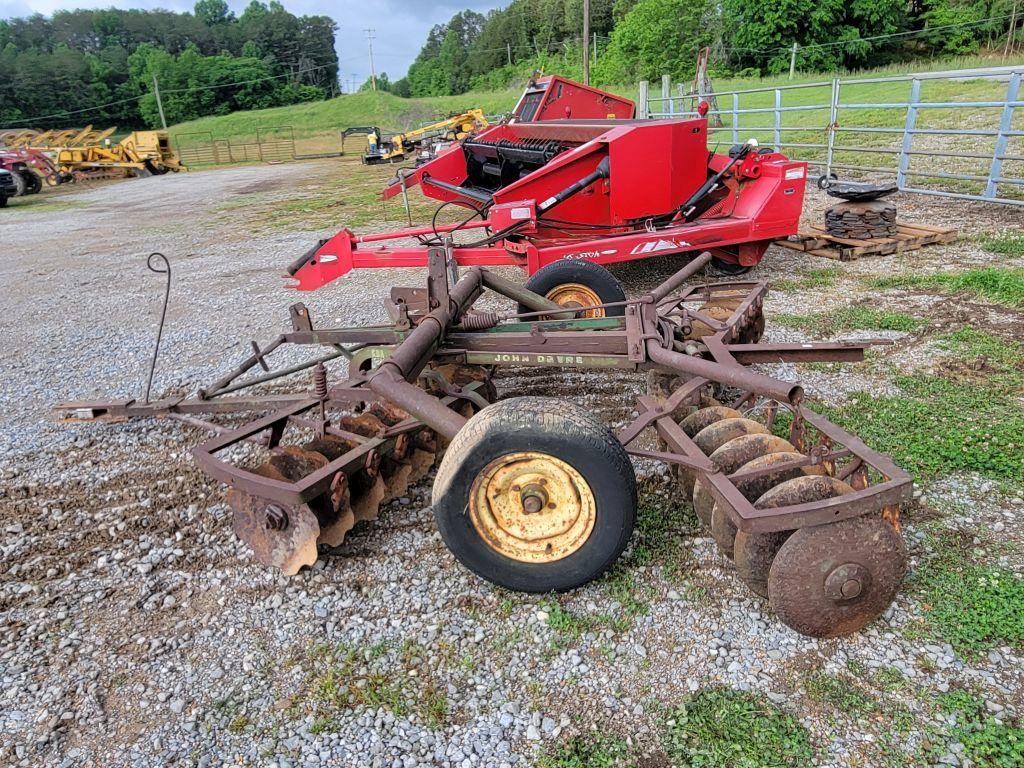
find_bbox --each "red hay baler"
[288,76,806,301]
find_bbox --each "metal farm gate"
[171,126,297,167]
[640,66,1024,206]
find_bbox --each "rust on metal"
[468,451,596,562]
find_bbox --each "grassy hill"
[169,53,1024,196]
[168,88,525,157]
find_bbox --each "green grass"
[169,88,522,147]
[930,689,1024,767]
[166,53,1024,197]
[912,529,1024,655]
[306,641,451,727]
[771,267,841,293]
[869,267,1024,308]
[825,372,1024,480]
[773,306,927,335]
[663,688,815,768]
[821,328,1024,480]
[979,232,1024,257]
[805,672,880,720]
[538,733,636,768]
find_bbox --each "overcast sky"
[0,0,507,88]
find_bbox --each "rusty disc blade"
[688,303,734,339]
[380,457,413,501]
[678,405,742,438]
[693,434,795,527]
[228,494,320,575]
[734,474,851,598]
[733,451,824,505]
[352,476,387,523]
[408,448,437,483]
[709,504,738,559]
[692,417,768,456]
[768,514,906,638]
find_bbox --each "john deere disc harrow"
[60,248,912,638]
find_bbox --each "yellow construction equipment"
[1,126,185,179]
[362,110,489,165]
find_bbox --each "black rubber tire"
[817,172,838,190]
[432,396,637,592]
[21,171,42,195]
[519,259,626,317]
[0,195,7,208]
[710,256,753,276]
[10,170,26,197]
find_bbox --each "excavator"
[362,110,490,165]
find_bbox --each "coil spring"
[458,312,501,330]
[313,362,328,399]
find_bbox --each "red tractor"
[0,147,66,196]
[286,75,806,316]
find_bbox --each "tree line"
[379,0,1021,98]
[0,0,338,129]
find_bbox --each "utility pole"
[364,29,377,91]
[351,73,358,93]
[152,74,167,129]
[507,42,512,67]
[789,42,798,80]
[593,32,598,65]
[582,0,590,85]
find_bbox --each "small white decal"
[785,168,806,180]
[629,238,690,256]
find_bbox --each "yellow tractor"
[363,110,489,165]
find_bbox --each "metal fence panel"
[642,65,1024,206]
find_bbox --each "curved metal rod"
[144,252,171,404]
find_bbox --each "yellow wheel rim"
[544,283,605,319]
[469,451,596,563]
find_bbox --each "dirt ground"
[1,159,1022,768]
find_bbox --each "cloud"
[1,0,508,86]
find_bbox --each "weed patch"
[805,671,879,719]
[869,267,1024,308]
[306,641,452,727]
[662,687,815,768]
[773,306,926,335]
[911,530,1024,654]
[822,369,1024,480]
[980,231,1024,257]
[929,688,1024,767]
[771,267,841,293]
[538,733,636,768]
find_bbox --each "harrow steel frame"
[60,246,915,636]
[62,247,910,537]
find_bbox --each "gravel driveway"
[1,162,1021,768]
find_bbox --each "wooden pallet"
[775,222,956,261]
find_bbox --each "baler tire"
[0,194,7,208]
[520,260,626,318]
[432,396,637,593]
[710,257,753,276]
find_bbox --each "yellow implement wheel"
[520,260,627,319]
[433,397,636,592]
[544,283,605,319]
[469,451,597,563]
